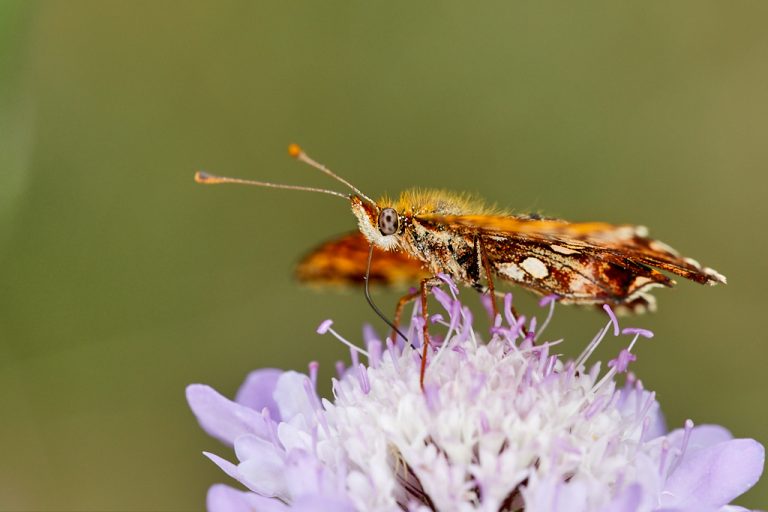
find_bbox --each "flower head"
[188,283,763,511]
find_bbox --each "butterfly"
[196,144,726,387]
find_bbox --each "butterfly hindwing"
[480,235,669,306]
[418,214,724,309]
[296,231,429,287]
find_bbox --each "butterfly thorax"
[399,217,481,285]
[388,188,502,217]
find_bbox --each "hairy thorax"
[400,218,480,286]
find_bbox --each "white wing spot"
[683,257,702,269]
[521,257,549,279]
[704,267,727,284]
[497,262,526,281]
[635,225,649,237]
[614,227,636,240]
[631,276,654,290]
[649,240,679,256]
[551,244,579,255]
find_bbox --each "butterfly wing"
[481,235,674,311]
[296,231,429,287]
[418,213,725,311]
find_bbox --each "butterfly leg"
[417,276,444,390]
[478,239,499,321]
[391,289,420,343]
[478,237,528,337]
[419,278,431,390]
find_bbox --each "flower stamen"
[316,319,370,358]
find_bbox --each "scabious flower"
[187,278,764,512]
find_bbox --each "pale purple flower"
[187,282,763,511]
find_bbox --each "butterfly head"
[350,195,403,251]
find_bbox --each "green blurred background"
[1,1,766,510]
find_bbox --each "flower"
[187,281,764,511]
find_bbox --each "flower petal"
[273,371,315,424]
[524,476,588,512]
[237,448,290,499]
[187,384,269,445]
[661,438,765,508]
[290,494,357,512]
[204,452,244,486]
[615,387,667,441]
[596,483,644,512]
[206,484,288,512]
[665,424,732,454]
[234,368,284,420]
[234,433,283,463]
[645,406,668,441]
[276,421,313,453]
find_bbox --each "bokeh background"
[1,1,766,510]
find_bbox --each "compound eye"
[377,208,399,236]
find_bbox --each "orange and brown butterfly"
[195,144,726,387]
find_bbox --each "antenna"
[288,144,377,206]
[194,171,349,199]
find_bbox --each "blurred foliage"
[0,1,766,509]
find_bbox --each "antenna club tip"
[288,143,302,158]
[195,171,224,185]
